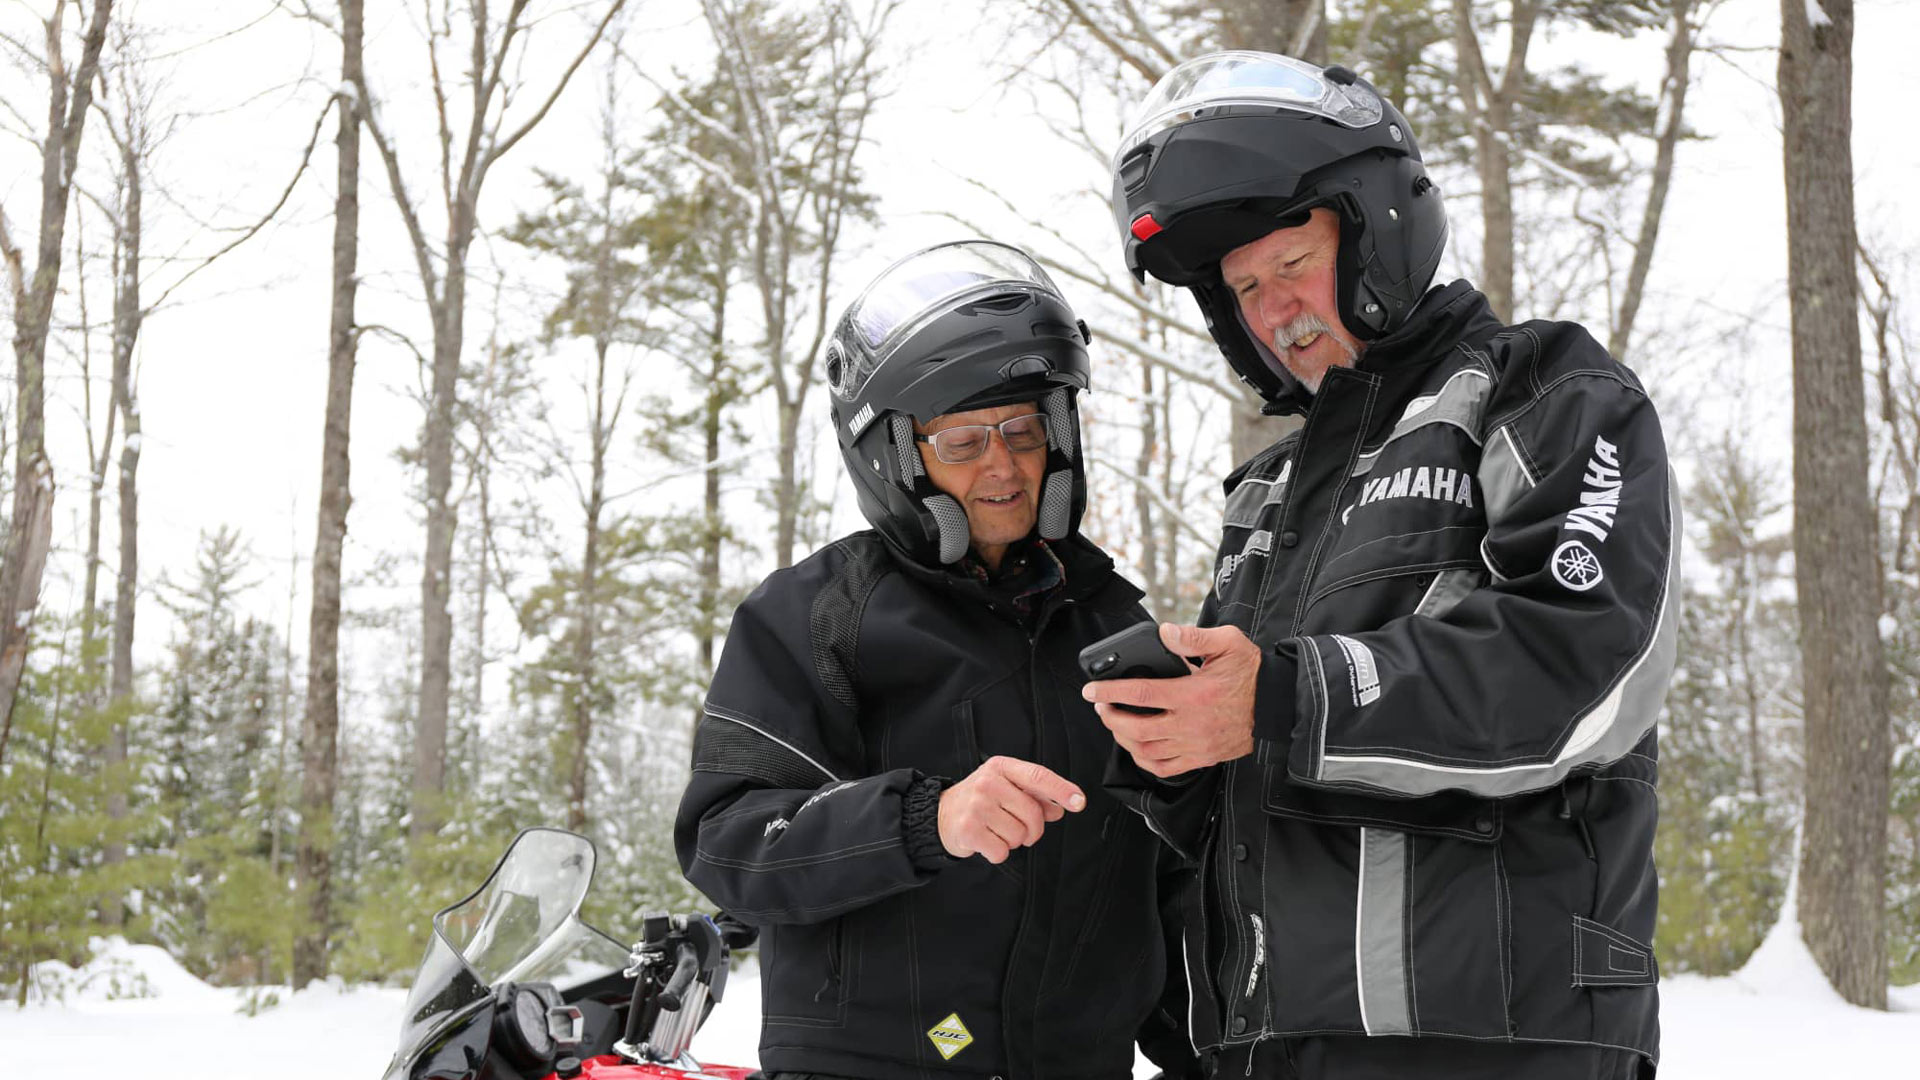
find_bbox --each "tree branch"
[488,0,628,165]
[1086,450,1218,550]
[1047,0,1164,82]
[146,98,334,313]
[357,74,444,306]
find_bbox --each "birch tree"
[0,0,112,768]
[683,0,891,568]
[504,51,652,831]
[621,66,753,708]
[80,6,328,928]
[352,0,628,839]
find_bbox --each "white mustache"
[1273,313,1337,351]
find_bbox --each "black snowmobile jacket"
[676,531,1194,1080]
[1111,282,1677,1070]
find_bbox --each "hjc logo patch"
[927,1012,974,1060]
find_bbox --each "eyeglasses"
[914,412,1050,465]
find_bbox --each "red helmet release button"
[1130,213,1163,241]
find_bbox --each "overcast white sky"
[4,0,1916,675]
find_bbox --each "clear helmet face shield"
[1113,51,1384,169]
[825,240,1066,404]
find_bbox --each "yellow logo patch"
[926,1012,973,1060]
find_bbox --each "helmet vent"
[963,293,1028,314]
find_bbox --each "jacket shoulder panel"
[808,533,895,710]
[1485,320,1647,427]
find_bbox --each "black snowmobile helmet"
[1110,51,1448,401]
[823,240,1093,566]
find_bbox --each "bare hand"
[1083,623,1260,777]
[938,756,1086,863]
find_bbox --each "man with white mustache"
[1088,52,1679,1079]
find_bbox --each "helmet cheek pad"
[882,413,971,565]
[1036,388,1082,542]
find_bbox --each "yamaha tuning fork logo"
[1551,540,1605,591]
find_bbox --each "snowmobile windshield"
[384,828,631,1079]
[827,240,1063,401]
[1114,51,1384,165]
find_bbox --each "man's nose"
[976,428,1018,473]
[1256,285,1298,334]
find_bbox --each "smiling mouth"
[1288,331,1322,351]
[979,492,1024,505]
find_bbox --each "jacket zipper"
[1559,783,1597,861]
[995,595,1072,1078]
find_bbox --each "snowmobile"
[382,827,759,1080]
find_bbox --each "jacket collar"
[880,529,1142,617]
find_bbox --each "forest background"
[2,0,1917,1015]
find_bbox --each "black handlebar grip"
[656,947,700,1012]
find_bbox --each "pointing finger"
[1002,758,1086,812]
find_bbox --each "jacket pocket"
[1571,915,1656,988]
[761,918,849,1027]
[1305,525,1485,618]
[1263,763,1503,843]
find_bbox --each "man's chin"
[1282,345,1358,393]
[965,519,1037,548]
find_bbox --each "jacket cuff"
[902,773,952,871]
[1252,639,1298,744]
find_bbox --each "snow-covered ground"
[3,935,1916,1078]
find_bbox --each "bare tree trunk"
[0,0,113,767]
[1609,0,1696,363]
[1780,0,1889,1010]
[294,0,362,988]
[76,203,117,685]
[773,399,800,568]
[101,116,145,930]
[703,0,886,569]
[698,289,727,683]
[1734,558,1766,801]
[414,265,464,839]
[1452,0,1537,324]
[1135,319,1160,603]
[567,331,612,833]
[355,1,626,841]
[1156,386,1180,618]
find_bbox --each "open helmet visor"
[1113,51,1384,168]
[826,241,1065,405]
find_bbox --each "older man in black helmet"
[676,241,1196,1080]
[1087,52,1677,1079]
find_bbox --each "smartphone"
[1078,622,1190,714]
